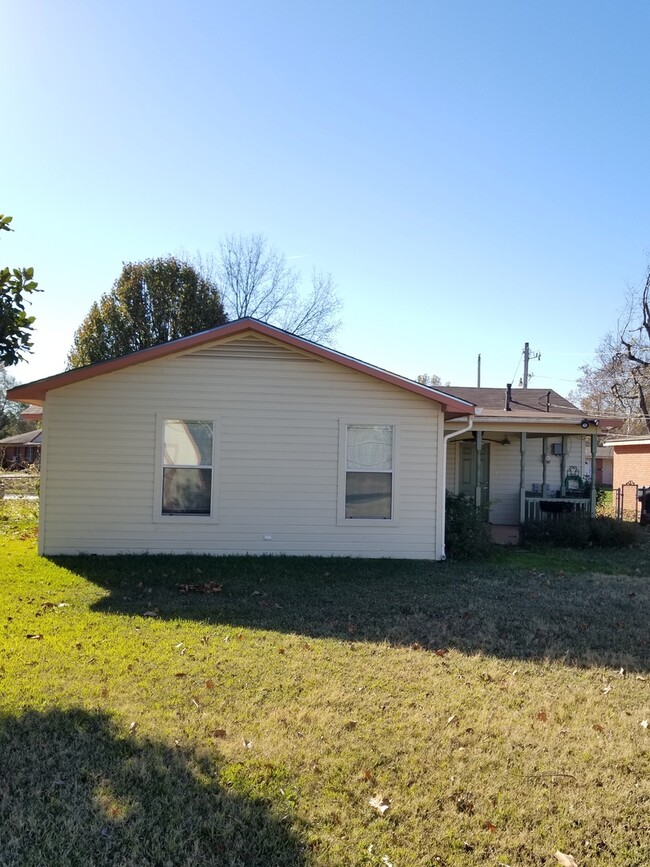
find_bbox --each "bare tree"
[197,235,342,344]
[574,269,650,434]
[616,273,650,431]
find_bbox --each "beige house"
[9,320,620,559]
[9,320,472,559]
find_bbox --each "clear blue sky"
[4,0,650,395]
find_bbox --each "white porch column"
[590,433,598,517]
[519,432,527,524]
[475,430,483,507]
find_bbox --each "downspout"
[437,415,474,560]
[37,402,47,556]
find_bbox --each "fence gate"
[615,481,648,522]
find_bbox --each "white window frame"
[153,413,220,524]
[337,419,400,526]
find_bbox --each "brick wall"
[612,445,650,491]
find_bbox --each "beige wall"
[40,334,442,559]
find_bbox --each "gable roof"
[0,429,42,446]
[7,318,475,416]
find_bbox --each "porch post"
[590,433,597,517]
[519,432,527,525]
[560,436,566,494]
[475,430,482,507]
[542,436,548,491]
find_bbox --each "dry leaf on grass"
[554,852,578,866]
[369,795,391,815]
[178,582,222,594]
[210,729,227,738]
[358,769,376,783]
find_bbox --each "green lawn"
[1,502,649,866]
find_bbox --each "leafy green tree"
[67,257,228,368]
[0,214,40,366]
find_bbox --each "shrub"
[523,514,645,548]
[589,516,644,547]
[445,491,493,560]
[596,487,615,518]
[523,514,591,547]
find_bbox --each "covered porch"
[446,427,598,526]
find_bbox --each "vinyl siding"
[41,335,441,558]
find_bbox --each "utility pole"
[522,342,541,388]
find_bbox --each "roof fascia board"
[445,418,600,433]
[605,438,650,447]
[7,318,475,415]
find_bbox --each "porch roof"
[441,387,582,415]
[440,387,623,433]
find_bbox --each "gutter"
[437,415,474,560]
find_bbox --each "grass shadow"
[0,707,306,867]
[52,552,650,672]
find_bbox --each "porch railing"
[524,496,591,523]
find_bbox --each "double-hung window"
[341,423,396,521]
[161,419,214,516]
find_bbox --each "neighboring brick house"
[605,436,650,491]
[586,444,613,487]
[0,429,42,469]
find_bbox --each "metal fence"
[615,481,650,523]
